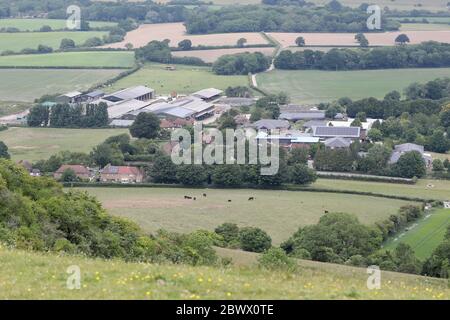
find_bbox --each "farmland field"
[313,179,450,202]
[0,127,128,161]
[0,18,116,31]
[172,47,275,63]
[0,68,122,102]
[107,63,249,95]
[0,101,28,117]
[310,0,448,11]
[399,23,450,31]
[0,51,135,68]
[104,23,269,49]
[0,31,108,52]
[268,31,450,48]
[2,245,449,299]
[384,209,450,260]
[257,68,450,104]
[80,187,415,245]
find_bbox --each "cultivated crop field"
[399,23,450,31]
[268,31,450,48]
[0,51,135,68]
[0,31,108,52]
[0,127,128,161]
[313,179,450,201]
[384,209,450,260]
[104,23,269,49]
[257,68,450,104]
[107,64,249,95]
[0,68,122,102]
[0,18,116,31]
[172,47,275,63]
[2,245,449,299]
[80,187,415,245]
[311,0,448,11]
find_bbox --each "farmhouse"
[323,137,352,149]
[388,143,433,167]
[56,91,83,104]
[100,164,144,183]
[54,165,91,181]
[312,126,361,139]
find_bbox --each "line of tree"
[27,102,109,128]
[212,52,271,75]
[185,3,399,34]
[274,42,450,71]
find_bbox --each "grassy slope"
[79,187,414,245]
[0,31,108,52]
[313,179,450,201]
[384,209,450,260]
[0,101,28,117]
[108,64,249,95]
[0,51,135,68]
[0,127,128,161]
[257,68,450,104]
[0,19,116,31]
[1,245,449,299]
[0,69,122,102]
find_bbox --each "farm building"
[107,99,150,119]
[54,165,91,181]
[192,88,223,101]
[160,118,194,130]
[103,86,155,103]
[324,137,352,149]
[312,126,361,139]
[55,91,83,104]
[388,143,433,167]
[279,110,325,121]
[84,90,104,102]
[100,164,144,183]
[252,119,290,130]
[303,120,328,129]
[327,118,381,131]
[256,130,319,149]
[215,97,255,107]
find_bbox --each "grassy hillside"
[1,245,449,299]
[0,18,116,31]
[0,127,128,161]
[0,52,135,68]
[313,179,450,201]
[0,68,122,102]
[257,68,450,104]
[384,209,450,260]
[79,187,415,245]
[107,64,249,95]
[0,31,108,52]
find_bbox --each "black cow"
[248,197,254,201]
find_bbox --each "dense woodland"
[275,42,450,71]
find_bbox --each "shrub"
[239,227,272,253]
[258,248,297,271]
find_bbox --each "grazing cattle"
[228,200,232,203]
[324,210,329,214]
[203,193,207,197]
[193,197,196,201]
[248,197,254,201]
[184,196,192,200]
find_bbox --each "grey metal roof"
[280,104,318,113]
[303,120,327,128]
[108,99,150,119]
[216,97,255,107]
[85,90,104,98]
[312,126,360,138]
[324,137,352,148]
[279,111,325,121]
[253,119,290,130]
[157,106,195,118]
[106,86,154,101]
[394,143,424,153]
[192,88,223,99]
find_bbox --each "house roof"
[312,126,360,138]
[102,165,142,176]
[324,137,352,148]
[253,119,290,130]
[108,99,150,119]
[216,97,255,107]
[85,90,104,98]
[56,165,89,175]
[60,91,82,98]
[192,88,223,100]
[279,111,325,121]
[303,120,327,128]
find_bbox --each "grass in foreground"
[0,51,135,68]
[79,187,414,245]
[0,31,108,52]
[257,68,450,104]
[0,127,128,161]
[384,209,450,260]
[107,64,249,95]
[0,68,122,102]
[0,18,116,31]
[313,179,450,201]
[1,245,449,299]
